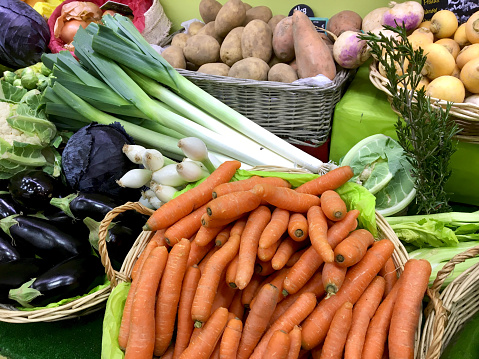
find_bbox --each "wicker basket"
[369,61,479,144]
[176,68,354,147]
[417,245,479,359]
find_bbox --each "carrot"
[219,317,243,359]
[210,275,238,316]
[118,240,159,350]
[212,175,292,198]
[161,343,175,359]
[252,183,321,213]
[379,257,398,298]
[198,245,220,273]
[259,207,290,249]
[263,330,291,359]
[334,229,375,267]
[237,283,280,359]
[282,245,324,295]
[344,276,386,359]
[150,228,168,247]
[250,267,290,310]
[327,209,360,246]
[251,292,317,358]
[229,289,245,321]
[287,326,303,359]
[311,346,323,359]
[255,259,276,277]
[215,225,232,247]
[258,238,281,261]
[295,166,354,195]
[388,259,432,359]
[230,217,248,237]
[308,205,334,263]
[195,224,227,247]
[124,246,168,359]
[154,238,191,356]
[320,301,353,359]
[322,261,347,297]
[145,160,241,231]
[241,273,265,309]
[320,190,347,221]
[301,239,395,350]
[202,212,246,228]
[164,203,209,246]
[235,205,272,290]
[179,306,229,359]
[187,238,215,267]
[288,212,309,241]
[225,254,239,288]
[286,247,308,267]
[206,190,262,220]
[272,236,309,270]
[173,265,202,359]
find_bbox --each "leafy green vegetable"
[390,218,458,248]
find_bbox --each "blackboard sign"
[422,0,479,23]
[289,4,315,17]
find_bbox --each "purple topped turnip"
[382,1,424,32]
[333,31,371,69]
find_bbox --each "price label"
[310,17,328,32]
[288,4,315,17]
[422,0,479,23]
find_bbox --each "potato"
[268,63,298,83]
[161,45,187,69]
[220,26,244,66]
[326,10,362,37]
[199,0,222,23]
[215,0,246,38]
[268,55,282,68]
[197,21,223,44]
[188,21,205,36]
[272,16,294,62]
[197,62,231,76]
[243,2,252,11]
[183,35,221,66]
[243,6,273,26]
[228,57,270,80]
[171,33,191,50]
[186,62,200,71]
[268,14,286,33]
[242,19,273,63]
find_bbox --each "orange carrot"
[282,245,324,295]
[286,247,308,267]
[287,326,303,359]
[124,246,168,359]
[173,265,202,359]
[241,273,265,309]
[272,236,309,270]
[251,292,317,358]
[187,238,215,267]
[229,289,245,321]
[334,229,375,267]
[206,190,262,220]
[210,274,238,316]
[201,212,245,228]
[388,259,432,359]
[230,217,248,237]
[263,330,291,359]
[311,346,323,359]
[379,257,398,298]
[195,224,227,247]
[327,209,360,246]
[295,166,354,195]
[150,228,168,247]
[288,212,309,242]
[161,343,175,359]
[118,240,159,350]
[225,254,239,288]
[322,261,347,296]
[164,203,209,246]
[259,207,290,249]
[258,238,281,262]
[179,306,229,359]
[320,301,353,359]
[308,205,334,263]
[251,267,290,310]
[198,245,220,273]
[212,176,292,198]
[255,259,276,277]
[219,317,243,359]
[320,190,347,221]
[301,239,395,350]
[215,225,232,247]
[235,205,272,290]
[344,276,386,359]
[252,183,321,213]
[145,161,241,231]
[237,283,279,359]
[154,238,191,356]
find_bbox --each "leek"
[90,15,330,173]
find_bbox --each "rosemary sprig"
[359,25,460,215]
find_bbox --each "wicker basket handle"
[98,201,154,287]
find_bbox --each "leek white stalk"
[123,144,146,164]
[142,149,164,172]
[176,161,210,182]
[178,137,216,173]
[117,168,152,188]
[150,182,178,203]
[151,164,188,187]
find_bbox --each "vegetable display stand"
[369,61,479,144]
[175,68,354,147]
[418,245,479,359]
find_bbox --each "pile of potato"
[160,0,360,83]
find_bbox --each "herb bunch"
[359,25,460,215]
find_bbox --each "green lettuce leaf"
[390,218,459,248]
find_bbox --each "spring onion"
[151,164,188,187]
[141,149,165,172]
[150,183,177,203]
[177,137,216,173]
[116,168,152,188]
[176,161,209,182]
[122,144,146,164]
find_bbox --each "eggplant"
[0,215,91,265]
[0,232,22,263]
[8,255,105,307]
[0,258,47,303]
[0,192,26,219]
[39,210,90,239]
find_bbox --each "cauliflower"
[0,101,43,146]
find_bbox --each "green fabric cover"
[330,63,479,207]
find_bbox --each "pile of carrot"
[117,161,432,359]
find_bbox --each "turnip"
[382,1,424,32]
[435,38,460,59]
[426,75,465,103]
[465,10,479,44]
[407,27,434,51]
[333,31,371,69]
[362,7,389,33]
[460,57,479,93]
[454,23,470,47]
[430,10,458,39]
[456,44,479,69]
[464,94,479,105]
[422,43,456,80]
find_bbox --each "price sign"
[288,4,315,17]
[422,0,479,23]
[310,17,328,32]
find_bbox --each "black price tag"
[289,4,315,17]
[422,0,479,23]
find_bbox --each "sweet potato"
[268,14,286,33]
[326,10,362,37]
[199,0,222,24]
[292,10,336,80]
[272,16,294,62]
[241,19,273,63]
[215,0,246,38]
